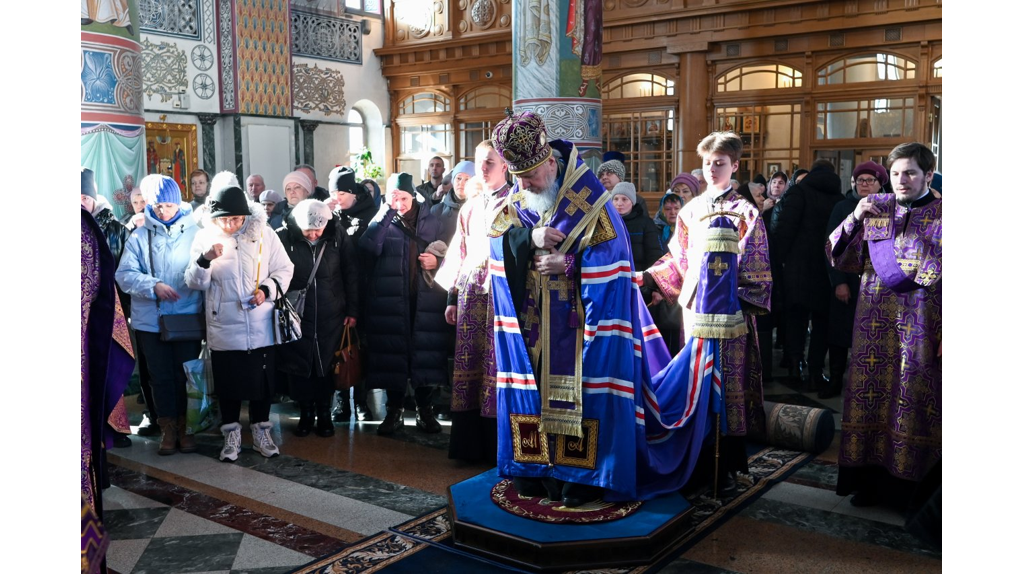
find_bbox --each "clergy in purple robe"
[435,139,511,463]
[82,171,134,571]
[826,142,941,507]
[644,132,771,494]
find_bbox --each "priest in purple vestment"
[435,139,511,463]
[82,166,135,572]
[644,132,771,496]
[826,142,941,508]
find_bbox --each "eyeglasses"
[855,177,878,185]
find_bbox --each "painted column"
[81,1,145,220]
[511,0,602,165]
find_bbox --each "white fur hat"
[292,199,332,230]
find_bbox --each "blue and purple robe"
[489,140,711,501]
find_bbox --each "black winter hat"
[208,186,251,218]
[81,167,97,199]
[329,166,361,195]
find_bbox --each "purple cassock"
[82,208,134,570]
[827,192,941,489]
[646,188,772,437]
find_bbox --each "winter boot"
[294,402,314,437]
[250,421,280,457]
[415,404,442,434]
[219,422,242,462]
[377,406,405,436]
[177,415,197,453]
[157,417,178,456]
[315,402,335,437]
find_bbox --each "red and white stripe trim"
[496,371,537,390]
[580,261,634,284]
[494,315,521,334]
[583,319,633,341]
[489,261,506,277]
[582,376,635,399]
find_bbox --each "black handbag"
[148,230,205,342]
[285,241,325,319]
[271,277,302,345]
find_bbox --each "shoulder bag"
[285,241,325,319]
[270,277,302,345]
[149,229,206,342]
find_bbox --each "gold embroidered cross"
[548,276,572,301]
[460,349,472,363]
[919,214,935,228]
[899,321,916,338]
[864,352,881,369]
[523,307,539,333]
[564,186,592,216]
[709,256,729,276]
[864,387,879,403]
[869,319,884,334]
[925,403,938,419]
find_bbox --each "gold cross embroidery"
[864,388,879,403]
[919,214,935,228]
[864,352,882,369]
[899,321,916,338]
[548,276,572,301]
[869,319,884,334]
[924,403,938,419]
[709,256,729,277]
[522,307,539,333]
[460,349,472,363]
[564,186,592,216]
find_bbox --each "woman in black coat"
[769,161,843,389]
[276,199,359,437]
[359,173,450,436]
[329,167,381,422]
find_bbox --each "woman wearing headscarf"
[185,185,294,461]
[121,187,148,231]
[359,173,449,436]
[276,199,358,437]
[116,175,202,454]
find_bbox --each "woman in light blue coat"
[115,175,203,455]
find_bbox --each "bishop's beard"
[522,181,559,214]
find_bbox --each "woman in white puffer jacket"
[185,185,294,462]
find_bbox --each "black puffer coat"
[769,168,843,312]
[358,199,450,392]
[276,214,359,378]
[825,189,863,348]
[338,192,378,319]
[620,203,666,271]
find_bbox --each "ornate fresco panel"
[141,38,188,102]
[235,0,292,116]
[219,0,237,111]
[293,63,347,116]
[81,38,144,118]
[139,0,201,40]
[292,11,362,63]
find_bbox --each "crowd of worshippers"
[82,125,940,512]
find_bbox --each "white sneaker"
[250,421,280,458]
[219,422,242,462]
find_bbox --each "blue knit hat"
[452,160,476,178]
[140,174,183,205]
